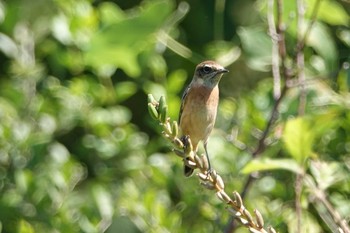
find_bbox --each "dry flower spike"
[147,94,276,233]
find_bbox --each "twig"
[297,0,306,116]
[295,173,304,233]
[295,0,322,55]
[229,0,322,229]
[157,2,204,63]
[225,1,291,232]
[295,0,306,231]
[238,0,291,200]
[147,94,278,233]
[240,0,323,203]
[267,0,281,100]
[276,0,289,80]
[311,187,350,233]
[235,84,288,214]
[226,120,281,232]
[295,2,350,232]
[294,0,322,113]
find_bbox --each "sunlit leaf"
[18,220,34,233]
[92,184,113,220]
[309,160,346,190]
[166,69,187,94]
[0,33,18,58]
[283,117,315,164]
[241,158,304,174]
[115,81,137,102]
[99,2,125,24]
[337,29,350,47]
[204,41,241,66]
[14,169,31,194]
[88,106,131,126]
[307,0,349,26]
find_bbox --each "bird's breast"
[180,85,219,148]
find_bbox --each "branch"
[267,0,281,100]
[223,3,291,232]
[237,0,292,204]
[224,0,341,232]
[251,0,292,160]
[240,0,323,202]
[276,0,290,81]
[309,182,350,233]
[296,0,306,116]
[295,0,306,231]
[295,0,322,55]
[147,94,277,233]
[238,84,287,201]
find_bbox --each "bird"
[178,60,228,176]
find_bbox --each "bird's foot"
[204,168,214,180]
[180,135,190,148]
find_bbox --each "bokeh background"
[0,0,349,232]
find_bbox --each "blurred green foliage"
[0,0,349,232]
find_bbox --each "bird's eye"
[202,65,212,74]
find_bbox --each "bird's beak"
[217,68,229,74]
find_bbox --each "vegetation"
[0,0,349,232]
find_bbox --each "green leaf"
[237,26,272,71]
[204,41,241,66]
[18,220,34,233]
[307,22,338,72]
[288,20,338,73]
[241,158,304,174]
[307,0,349,26]
[143,82,167,100]
[107,216,142,233]
[337,28,350,47]
[309,160,345,190]
[85,0,173,77]
[99,2,125,24]
[115,81,137,102]
[283,207,322,233]
[92,184,113,220]
[166,69,187,94]
[283,117,315,163]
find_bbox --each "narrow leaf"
[241,158,304,174]
[283,118,315,164]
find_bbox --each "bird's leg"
[181,135,195,177]
[204,142,212,174]
[180,135,189,146]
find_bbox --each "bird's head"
[193,61,229,88]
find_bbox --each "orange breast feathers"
[179,85,219,151]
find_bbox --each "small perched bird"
[178,61,228,176]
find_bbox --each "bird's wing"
[178,85,191,124]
